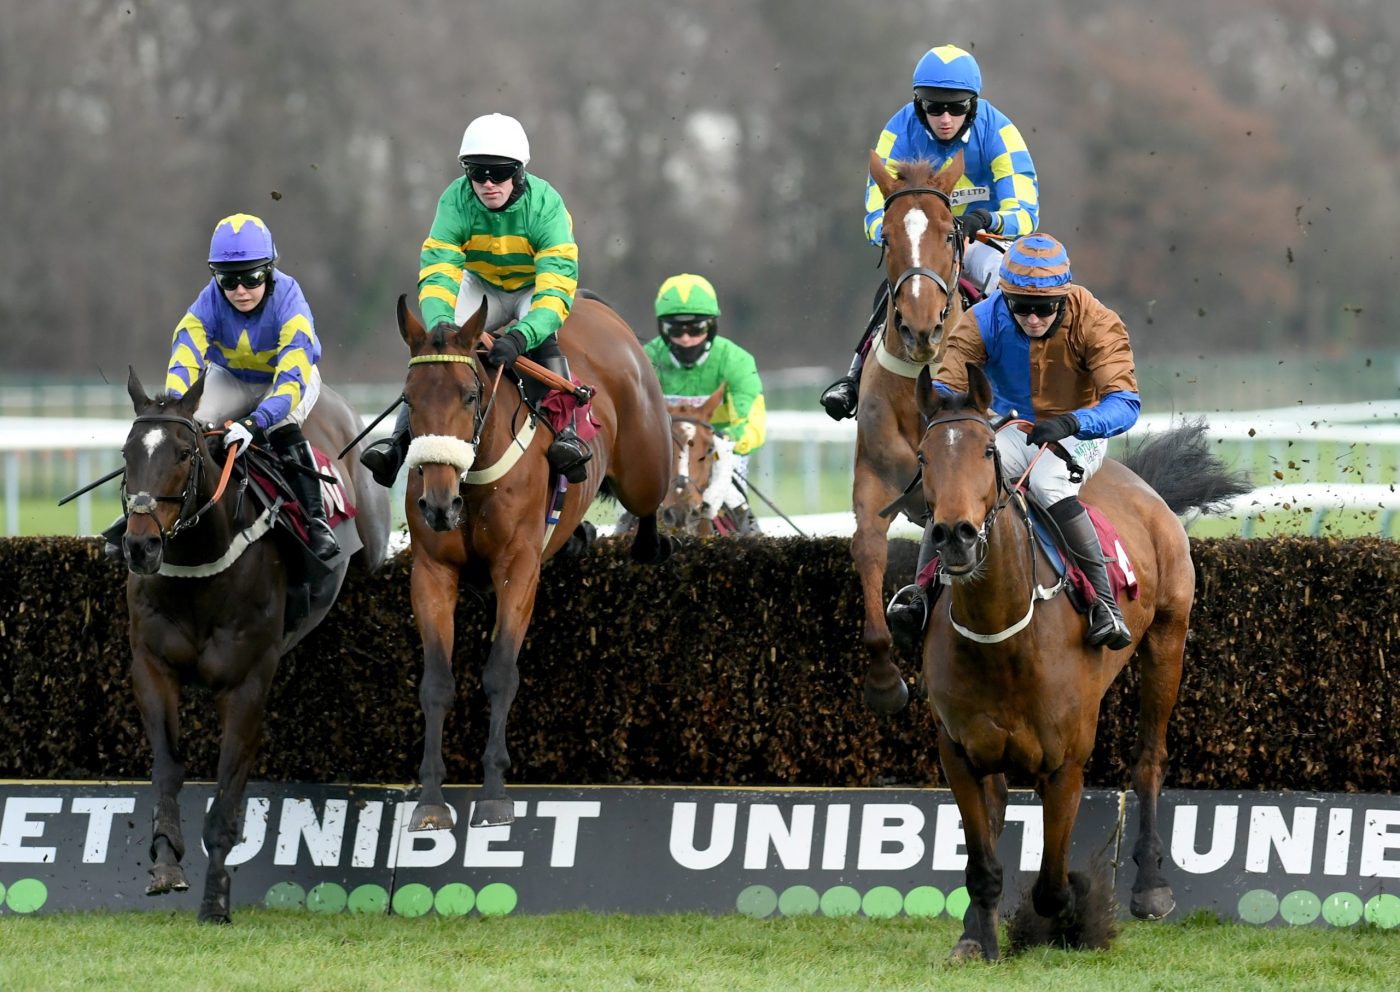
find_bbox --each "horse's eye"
[179,448,192,463]
[916,451,926,465]
[985,443,996,458]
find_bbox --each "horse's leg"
[131,648,189,895]
[474,547,543,827]
[851,466,907,713]
[627,511,672,565]
[1127,615,1186,920]
[199,669,273,924]
[409,554,461,831]
[1030,762,1083,924]
[938,728,1002,962]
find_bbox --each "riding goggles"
[661,316,717,341]
[1005,296,1066,318]
[463,161,521,185]
[212,266,271,291]
[919,97,973,118]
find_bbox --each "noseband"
[918,411,1010,571]
[882,185,967,330]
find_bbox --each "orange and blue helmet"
[998,234,1073,297]
[208,214,277,272]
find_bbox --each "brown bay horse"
[121,368,390,923]
[394,293,671,832]
[913,365,1249,961]
[852,150,967,712]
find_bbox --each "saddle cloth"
[248,447,357,545]
[539,374,601,442]
[915,500,1138,611]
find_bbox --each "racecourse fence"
[1,533,1395,794]
[4,398,1400,537]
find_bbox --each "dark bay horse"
[395,293,671,832]
[852,150,967,712]
[913,365,1247,961]
[121,368,389,923]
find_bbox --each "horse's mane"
[1119,418,1253,515]
[576,287,618,313]
[894,160,942,189]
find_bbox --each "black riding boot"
[538,352,592,484]
[360,405,411,489]
[819,280,891,421]
[886,520,938,655]
[272,426,341,562]
[1048,496,1132,650]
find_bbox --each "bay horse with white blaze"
[852,150,967,713]
[914,365,1248,961]
[395,292,672,832]
[121,368,390,923]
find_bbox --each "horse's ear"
[126,366,148,411]
[460,298,489,340]
[700,384,726,420]
[916,366,940,418]
[397,293,425,347]
[869,149,898,199]
[935,150,966,192]
[183,371,207,412]
[966,363,993,412]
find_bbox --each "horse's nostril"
[931,523,951,545]
[955,521,978,544]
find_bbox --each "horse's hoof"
[862,674,909,715]
[197,908,233,925]
[947,939,985,964]
[470,799,515,827]
[146,863,189,895]
[408,803,456,831]
[1130,886,1176,921]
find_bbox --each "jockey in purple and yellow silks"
[141,213,339,560]
[820,44,1041,422]
[361,112,591,487]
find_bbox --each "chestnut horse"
[660,387,725,536]
[121,368,390,923]
[913,365,1248,961]
[395,293,672,832]
[852,150,967,712]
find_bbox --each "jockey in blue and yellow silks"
[103,213,340,562]
[361,112,591,487]
[821,44,1041,422]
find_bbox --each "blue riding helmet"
[208,214,277,272]
[912,44,983,96]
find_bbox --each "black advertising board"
[1,783,1396,927]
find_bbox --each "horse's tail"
[1118,418,1253,516]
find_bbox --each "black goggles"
[661,316,716,341]
[213,266,271,291]
[919,97,973,118]
[463,161,521,185]
[1006,296,1065,318]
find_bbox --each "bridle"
[668,415,717,504]
[406,352,493,448]
[881,185,967,331]
[122,413,223,542]
[919,410,1065,643]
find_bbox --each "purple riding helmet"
[208,214,277,272]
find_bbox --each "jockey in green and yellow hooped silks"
[104,213,340,562]
[820,43,1040,422]
[643,274,767,532]
[360,112,591,486]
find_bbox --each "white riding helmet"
[458,113,531,166]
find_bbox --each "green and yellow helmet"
[655,274,721,368]
[654,273,721,318]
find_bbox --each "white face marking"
[140,426,166,457]
[675,422,696,481]
[902,208,929,298]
